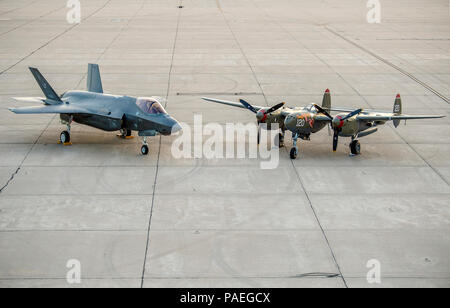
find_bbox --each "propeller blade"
[328,123,331,136]
[257,123,261,145]
[313,104,333,120]
[333,129,339,152]
[342,108,363,121]
[239,99,258,114]
[266,102,285,114]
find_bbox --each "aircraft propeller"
[239,99,285,144]
[313,103,333,136]
[331,109,362,151]
[312,104,363,151]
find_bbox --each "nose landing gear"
[60,130,71,144]
[290,133,299,159]
[140,136,149,155]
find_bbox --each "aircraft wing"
[357,114,445,121]
[330,107,359,113]
[9,104,123,119]
[202,97,264,111]
[9,104,92,115]
[314,115,333,122]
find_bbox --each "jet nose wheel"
[290,147,298,159]
[141,144,149,155]
[60,131,70,144]
[350,140,361,155]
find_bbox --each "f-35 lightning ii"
[9,64,181,155]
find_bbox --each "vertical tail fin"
[29,67,62,103]
[322,88,331,112]
[87,63,103,93]
[393,93,402,127]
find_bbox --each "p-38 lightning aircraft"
[9,64,181,155]
[203,89,334,159]
[324,93,445,155]
[203,90,445,159]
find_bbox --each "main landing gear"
[290,133,299,159]
[275,132,285,148]
[118,128,133,139]
[140,136,149,156]
[350,139,361,156]
[59,117,72,146]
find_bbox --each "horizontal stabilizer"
[357,114,445,121]
[12,97,45,104]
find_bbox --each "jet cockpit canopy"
[136,97,167,115]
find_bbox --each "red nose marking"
[396,93,401,98]
[260,111,267,122]
[325,88,330,93]
[337,116,344,128]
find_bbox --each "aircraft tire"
[290,147,298,159]
[60,131,70,144]
[141,144,149,156]
[275,133,284,148]
[350,140,361,155]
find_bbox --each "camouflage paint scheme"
[202,90,445,159]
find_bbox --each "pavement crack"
[291,272,342,279]
[0,0,113,76]
[324,26,450,104]
[0,167,20,194]
[140,0,183,288]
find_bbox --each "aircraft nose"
[170,120,182,134]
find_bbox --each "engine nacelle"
[333,113,359,137]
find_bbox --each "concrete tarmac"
[0,0,449,288]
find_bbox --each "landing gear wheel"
[119,128,133,139]
[141,144,149,156]
[60,131,70,144]
[275,133,285,148]
[350,140,361,155]
[290,147,298,159]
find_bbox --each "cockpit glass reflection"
[136,98,167,115]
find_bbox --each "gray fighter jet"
[9,64,181,155]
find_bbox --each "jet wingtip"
[201,97,214,101]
